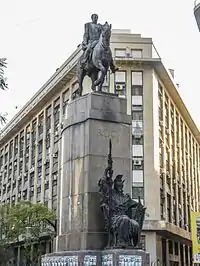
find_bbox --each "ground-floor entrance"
[143,232,192,266]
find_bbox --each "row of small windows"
[0,71,142,167]
[158,83,200,229]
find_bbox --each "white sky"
[0,0,199,127]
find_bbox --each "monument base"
[42,249,150,265]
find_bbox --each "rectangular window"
[131,49,143,58]
[132,187,144,199]
[132,86,143,96]
[115,49,125,58]
[132,111,143,120]
[132,71,143,86]
[114,71,126,98]
[63,89,69,115]
[71,82,79,100]
[132,135,143,145]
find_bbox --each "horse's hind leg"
[94,62,106,91]
[77,68,85,96]
[90,71,98,92]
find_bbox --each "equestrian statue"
[76,14,118,96]
[98,140,146,249]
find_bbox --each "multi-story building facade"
[0,29,199,265]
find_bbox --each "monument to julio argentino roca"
[42,14,149,266]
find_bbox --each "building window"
[132,71,143,86]
[71,82,79,100]
[168,240,173,254]
[114,71,126,98]
[132,157,143,170]
[115,49,125,58]
[131,49,143,58]
[132,86,143,96]
[132,111,143,120]
[132,187,144,199]
[132,135,143,145]
[62,90,69,116]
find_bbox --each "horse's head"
[101,22,111,44]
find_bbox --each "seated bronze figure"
[98,140,146,249]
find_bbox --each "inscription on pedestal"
[97,128,120,142]
[102,254,113,266]
[119,255,142,266]
[84,255,97,265]
[41,256,78,266]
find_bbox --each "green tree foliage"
[0,201,56,265]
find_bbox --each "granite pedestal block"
[42,249,150,266]
[56,92,132,251]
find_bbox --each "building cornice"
[1,35,200,146]
[0,46,82,143]
[153,60,200,143]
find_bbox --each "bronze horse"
[77,22,118,96]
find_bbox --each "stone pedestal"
[42,249,150,265]
[56,92,132,251]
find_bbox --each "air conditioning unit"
[133,160,141,166]
[45,180,48,185]
[26,153,29,157]
[55,131,59,137]
[53,153,58,158]
[116,83,125,91]
[31,187,34,192]
[20,158,23,162]
[14,162,17,166]
[18,193,21,198]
